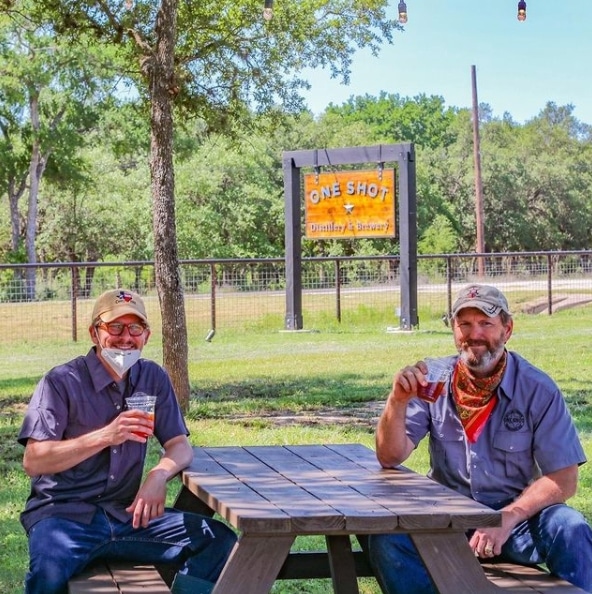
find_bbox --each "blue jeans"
[367,504,592,593]
[25,507,237,594]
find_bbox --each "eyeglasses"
[96,321,148,337]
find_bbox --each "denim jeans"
[367,504,592,593]
[25,507,237,594]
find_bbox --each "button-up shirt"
[18,348,188,532]
[405,351,586,508]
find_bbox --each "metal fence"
[1,250,592,344]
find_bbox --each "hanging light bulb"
[398,1,408,24]
[517,0,527,21]
[263,0,273,21]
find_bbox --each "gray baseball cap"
[451,284,511,318]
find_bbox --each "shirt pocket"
[430,417,465,461]
[493,431,533,480]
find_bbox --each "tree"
[21,0,400,410]
[0,10,119,299]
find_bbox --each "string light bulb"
[398,1,408,24]
[517,0,527,21]
[263,0,273,21]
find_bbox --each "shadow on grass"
[191,373,386,406]
[564,387,592,435]
[0,381,32,470]
[186,373,388,435]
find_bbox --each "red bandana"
[452,351,507,443]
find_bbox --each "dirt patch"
[520,293,592,314]
[228,400,385,430]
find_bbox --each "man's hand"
[390,361,429,403]
[469,521,514,558]
[103,410,154,446]
[23,411,153,477]
[126,469,168,529]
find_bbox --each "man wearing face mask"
[18,289,237,594]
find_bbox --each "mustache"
[461,340,489,348]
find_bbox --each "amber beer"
[133,411,155,438]
[125,393,156,438]
[417,380,447,403]
[416,359,452,403]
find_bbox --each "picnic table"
[175,443,504,594]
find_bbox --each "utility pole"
[471,65,485,276]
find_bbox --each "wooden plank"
[173,484,216,517]
[183,447,291,533]
[107,563,170,593]
[276,550,374,580]
[68,562,170,594]
[284,445,499,532]
[412,532,501,594]
[323,444,501,531]
[212,534,295,594]
[247,444,396,533]
[207,446,346,534]
[326,535,361,594]
[68,562,117,594]
[482,563,589,593]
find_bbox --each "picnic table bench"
[67,560,170,593]
[68,444,587,593]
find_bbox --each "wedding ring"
[484,546,493,556]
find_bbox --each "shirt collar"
[497,350,516,401]
[86,347,114,392]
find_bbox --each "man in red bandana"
[368,284,592,593]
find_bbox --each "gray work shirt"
[404,351,586,508]
[18,348,189,533]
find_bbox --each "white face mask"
[101,348,141,377]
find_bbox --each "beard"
[456,332,506,375]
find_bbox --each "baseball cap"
[451,284,511,318]
[91,289,148,324]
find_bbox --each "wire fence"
[1,250,592,344]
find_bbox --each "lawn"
[1,302,591,593]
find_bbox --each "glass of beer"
[125,392,156,438]
[416,359,452,403]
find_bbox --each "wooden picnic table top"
[181,443,500,536]
[179,444,506,594]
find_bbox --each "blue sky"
[301,0,592,125]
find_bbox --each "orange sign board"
[304,169,396,239]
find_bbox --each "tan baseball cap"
[91,289,148,324]
[451,284,511,318]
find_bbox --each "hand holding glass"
[416,359,452,403]
[125,392,156,438]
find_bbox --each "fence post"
[334,259,342,323]
[547,254,553,315]
[446,255,453,318]
[209,263,217,336]
[71,266,78,342]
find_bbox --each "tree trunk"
[25,92,49,301]
[149,0,190,411]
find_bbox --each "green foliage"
[419,214,458,256]
[325,91,458,149]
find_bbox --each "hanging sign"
[304,169,396,239]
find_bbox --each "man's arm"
[376,362,429,468]
[470,465,579,557]
[126,434,194,528]
[503,464,578,527]
[22,409,156,476]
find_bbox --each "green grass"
[1,302,592,593]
